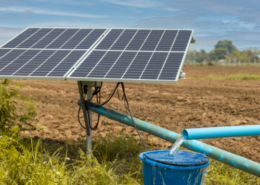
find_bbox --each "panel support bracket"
[77,81,97,155]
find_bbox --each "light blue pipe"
[183,125,260,140]
[78,100,260,177]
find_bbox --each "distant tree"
[196,49,208,62]
[215,40,237,54]
[210,48,228,60]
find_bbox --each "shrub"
[0,79,37,134]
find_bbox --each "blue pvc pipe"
[78,100,260,177]
[183,125,260,140]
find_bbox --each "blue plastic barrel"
[139,150,210,185]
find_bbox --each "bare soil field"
[18,66,260,162]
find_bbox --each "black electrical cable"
[120,82,150,151]
[85,82,149,151]
[78,107,87,129]
[79,82,149,150]
[78,82,103,131]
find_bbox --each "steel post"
[77,82,92,155]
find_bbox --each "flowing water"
[170,136,185,155]
[200,166,209,185]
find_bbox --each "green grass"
[189,74,260,80]
[0,127,259,184]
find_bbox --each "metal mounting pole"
[86,85,92,155]
[77,81,92,155]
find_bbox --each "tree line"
[186,40,260,63]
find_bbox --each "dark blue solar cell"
[76,29,106,49]
[0,50,40,76]
[95,29,123,50]
[158,52,184,80]
[30,50,70,76]
[14,50,56,76]
[0,49,11,59]
[70,50,106,77]
[125,30,150,51]
[171,30,192,51]
[110,30,137,50]
[48,50,86,77]
[156,30,178,51]
[140,30,164,51]
[123,52,152,79]
[0,49,26,70]
[140,52,168,79]
[88,51,122,78]
[61,29,92,49]
[2,28,39,48]
[17,28,53,48]
[106,51,136,78]
[32,29,69,49]
[46,29,78,49]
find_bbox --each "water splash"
[200,166,209,185]
[170,136,185,155]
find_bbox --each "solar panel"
[67,29,193,83]
[0,28,108,80]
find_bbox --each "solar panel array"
[0,28,107,79]
[0,28,193,83]
[68,29,192,83]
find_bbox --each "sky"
[0,0,260,52]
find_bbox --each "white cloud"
[0,26,23,47]
[31,0,91,6]
[100,0,161,8]
[164,7,179,12]
[28,21,117,28]
[221,20,255,29]
[0,26,22,39]
[0,6,108,18]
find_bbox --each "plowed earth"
[18,66,260,162]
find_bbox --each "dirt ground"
[18,66,260,163]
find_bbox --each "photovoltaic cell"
[46,29,78,49]
[125,30,150,51]
[14,50,56,76]
[140,30,164,51]
[0,49,26,69]
[32,29,65,49]
[2,28,39,48]
[69,50,185,81]
[76,29,107,49]
[61,29,92,49]
[68,28,192,83]
[87,51,122,78]
[158,53,184,80]
[0,49,11,58]
[156,30,178,51]
[0,49,87,78]
[95,29,123,50]
[0,27,108,80]
[110,30,137,50]
[0,50,40,76]
[171,30,192,51]
[2,28,106,50]
[140,52,168,79]
[1,27,192,83]
[122,52,152,79]
[17,28,53,49]
[106,52,136,78]
[48,50,86,77]
[70,50,107,77]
